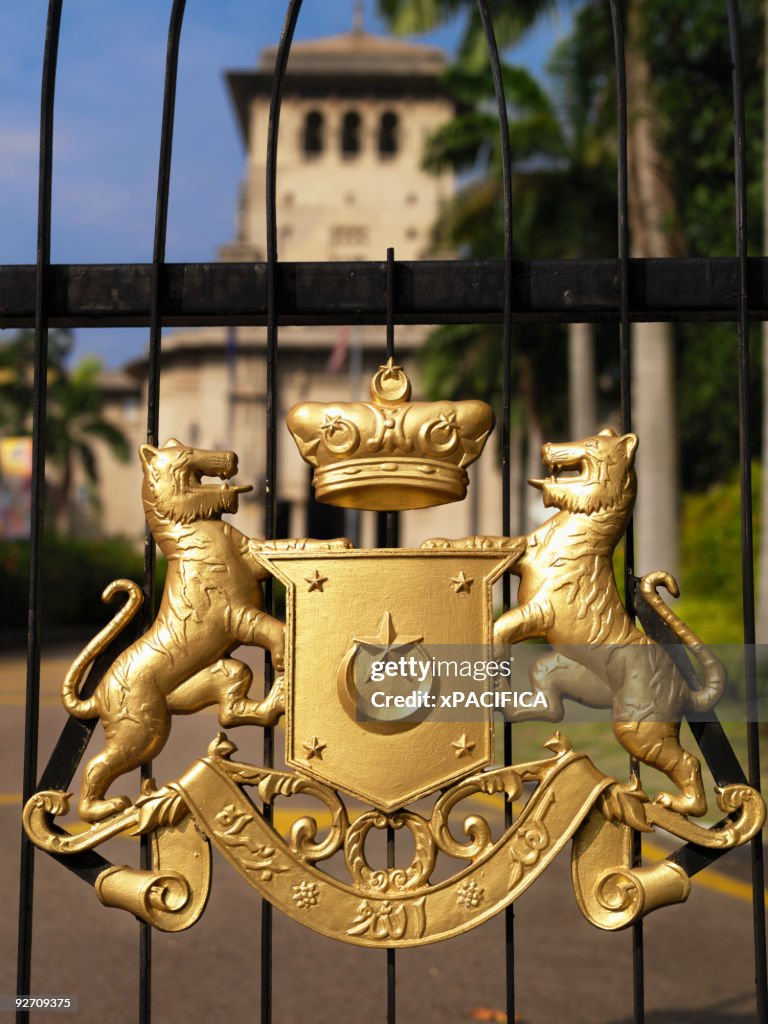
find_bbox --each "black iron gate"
[4,1,767,1022]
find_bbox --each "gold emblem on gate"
[22,362,766,944]
[262,548,510,810]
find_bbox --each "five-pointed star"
[352,611,423,658]
[321,414,345,438]
[450,571,474,593]
[305,569,328,592]
[451,734,476,758]
[378,356,402,381]
[302,736,326,760]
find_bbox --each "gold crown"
[286,359,494,511]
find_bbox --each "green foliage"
[417,321,570,449]
[416,6,618,450]
[0,535,165,632]
[610,467,759,642]
[678,324,762,490]
[378,0,562,70]
[679,462,760,621]
[639,0,764,256]
[47,354,131,479]
[658,463,762,643]
[391,0,766,493]
[635,1,765,488]
[425,24,617,260]
[0,328,71,434]
[0,329,130,529]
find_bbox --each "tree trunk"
[519,355,544,532]
[51,456,72,535]
[568,322,597,438]
[509,417,523,536]
[626,4,680,580]
[631,323,678,577]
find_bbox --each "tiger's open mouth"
[190,455,253,496]
[193,470,253,496]
[529,452,588,490]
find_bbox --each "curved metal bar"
[473,4,514,1021]
[14,0,183,931]
[263,7,303,1022]
[608,0,635,594]
[609,0,631,436]
[725,3,768,1018]
[473,0,513,537]
[264,0,303,542]
[16,2,64,1016]
[141,4,188,1020]
[607,6,644,1020]
[145,0,188,591]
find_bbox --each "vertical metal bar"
[725,4,768,1020]
[609,0,633,456]
[263,5,302,1023]
[384,248,399,547]
[16,4,63,1021]
[608,5,644,1021]
[386,247,395,360]
[142,4,187,1022]
[384,245,397,1024]
[474,3,514,1021]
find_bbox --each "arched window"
[378,111,398,157]
[341,111,361,158]
[303,110,324,157]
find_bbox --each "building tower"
[222,20,454,263]
[95,23,499,547]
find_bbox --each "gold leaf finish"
[287,360,494,510]
[21,409,765,945]
[428,428,730,819]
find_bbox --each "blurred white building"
[94,22,502,547]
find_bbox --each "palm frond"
[376,0,463,36]
[422,112,498,173]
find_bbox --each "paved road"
[0,646,765,1023]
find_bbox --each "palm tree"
[379,0,562,71]
[413,39,618,527]
[624,3,683,578]
[380,0,687,574]
[0,330,130,534]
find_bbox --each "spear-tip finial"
[352,0,364,35]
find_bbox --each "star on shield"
[305,569,328,592]
[302,736,327,760]
[352,612,423,660]
[452,734,476,758]
[258,548,504,811]
[450,571,474,593]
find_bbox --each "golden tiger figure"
[62,439,350,822]
[423,428,725,817]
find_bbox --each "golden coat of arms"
[23,361,765,943]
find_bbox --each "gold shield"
[258,549,514,811]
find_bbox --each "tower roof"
[258,29,446,76]
[226,29,451,145]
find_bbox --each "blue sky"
[0,1,568,367]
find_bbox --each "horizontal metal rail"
[4,258,768,327]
